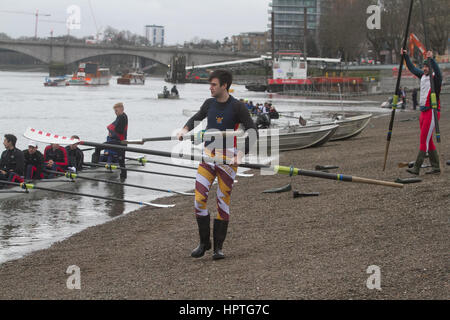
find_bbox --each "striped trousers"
[195,161,237,221]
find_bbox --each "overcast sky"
[0,0,271,44]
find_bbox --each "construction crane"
[0,9,52,39]
[409,33,427,59]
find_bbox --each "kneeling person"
[44,143,68,178]
[23,141,44,180]
[0,134,25,185]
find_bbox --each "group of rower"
[238,100,280,129]
[0,134,83,186]
[0,102,129,187]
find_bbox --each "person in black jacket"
[0,134,25,185]
[23,141,45,180]
[66,135,84,172]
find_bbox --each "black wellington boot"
[191,215,211,258]
[426,149,441,175]
[406,150,426,175]
[212,219,229,260]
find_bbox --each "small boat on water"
[158,93,180,99]
[117,73,145,85]
[43,76,68,87]
[245,83,267,92]
[67,62,111,86]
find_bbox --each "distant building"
[145,25,164,46]
[232,32,269,53]
[268,0,322,52]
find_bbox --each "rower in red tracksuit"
[43,143,68,178]
[0,134,25,185]
[402,49,442,175]
[92,102,128,179]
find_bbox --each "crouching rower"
[177,70,257,260]
[43,143,68,178]
[0,134,25,185]
[66,135,84,172]
[23,141,45,180]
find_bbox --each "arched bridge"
[0,39,257,67]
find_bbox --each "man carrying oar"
[177,70,257,260]
[401,49,442,175]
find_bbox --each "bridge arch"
[65,48,170,66]
[0,43,50,64]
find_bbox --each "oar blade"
[24,127,80,145]
[142,202,175,208]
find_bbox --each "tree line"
[319,0,449,62]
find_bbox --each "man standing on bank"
[93,102,128,179]
[401,49,442,175]
[177,70,257,260]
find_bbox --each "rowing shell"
[0,161,175,208]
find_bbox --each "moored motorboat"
[67,62,111,86]
[43,76,68,87]
[117,73,145,85]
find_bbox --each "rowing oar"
[24,128,403,188]
[126,156,197,170]
[44,169,194,196]
[420,0,443,173]
[123,130,245,145]
[125,156,254,177]
[382,0,414,171]
[83,162,196,180]
[0,180,175,208]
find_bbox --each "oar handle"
[351,176,404,189]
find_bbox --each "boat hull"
[308,114,372,141]
[0,163,131,201]
[158,94,179,99]
[238,124,339,153]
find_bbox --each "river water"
[0,71,385,265]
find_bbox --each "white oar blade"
[24,127,81,145]
[173,191,195,196]
[237,173,254,177]
[142,202,176,208]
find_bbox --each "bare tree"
[319,0,367,61]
